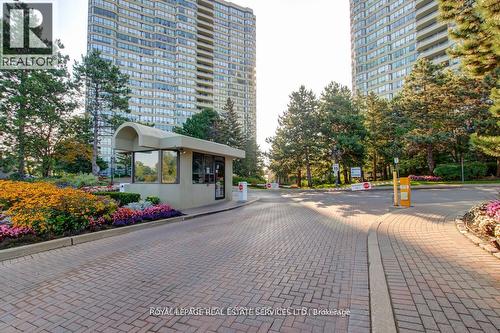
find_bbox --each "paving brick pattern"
[0,188,498,332]
[377,188,500,333]
[0,192,376,333]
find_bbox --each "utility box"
[238,182,248,202]
[400,177,411,207]
[119,183,130,193]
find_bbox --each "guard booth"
[113,122,245,210]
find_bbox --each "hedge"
[94,192,141,206]
[434,162,488,181]
[233,176,265,186]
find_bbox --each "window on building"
[162,151,179,183]
[134,151,159,183]
[192,152,219,184]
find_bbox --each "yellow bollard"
[393,171,399,207]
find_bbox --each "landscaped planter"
[463,200,500,250]
[0,180,182,250]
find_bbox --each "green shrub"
[41,173,102,188]
[145,196,161,205]
[485,162,498,177]
[233,176,265,186]
[94,192,141,206]
[434,162,488,180]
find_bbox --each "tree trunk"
[297,169,302,187]
[497,157,500,178]
[373,153,378,181]
[383,164,388,180]
[343,168,348,185]
[92,89,100,176]
[306,155,312,188]
[17,122,26,178]
[426,144,435,175]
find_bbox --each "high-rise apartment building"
[350,0,417,99]
[87,0,256,170]
[350,0,455,99]
[415,0,456,67]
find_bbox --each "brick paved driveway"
[0,188,498,333]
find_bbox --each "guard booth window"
[192,152,219,184]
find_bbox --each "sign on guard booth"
[399,177,411,207]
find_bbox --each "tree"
[397,60,450,174]
[319,82,366,184]
[73,50,131,176]
[0,42,76,177]
[218,98,244,149]
[238,121,264,178]
[277,86,320,187]
[440,0,500,175]
[360,93,391,180]
[174,108,221,142]
[397,59,491,174]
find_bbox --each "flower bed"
[112,204,182,227]
[0,225,34,242]
[0,180,182,249]
[463,200,500,248]
[409,175,442,182]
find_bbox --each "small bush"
[145,196,161,205]
[434,162,488,181]
[94,192,141,206]
[409,175,442,182]
[43,173,102,188]
[233,176,265,186]
[125,201,153,211]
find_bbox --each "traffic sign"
[351,182,372,191]
[333,164,340,173]
[351,167,362,178]
[266,183,272,189]
[394,157,399,164]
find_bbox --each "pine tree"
[219,98,244,149]
[173,108,221,142]
[319,82,366,184]
[282,86,320,187]
[73,50,131,176]
[397,59,491,174]
[361,93,391,181]
[439,0,500,175]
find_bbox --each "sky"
[52,0,353,152]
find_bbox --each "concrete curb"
[368,214,398,333]
[0,199,260,262]
[0,238,72,262]
[454,213,500,259]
